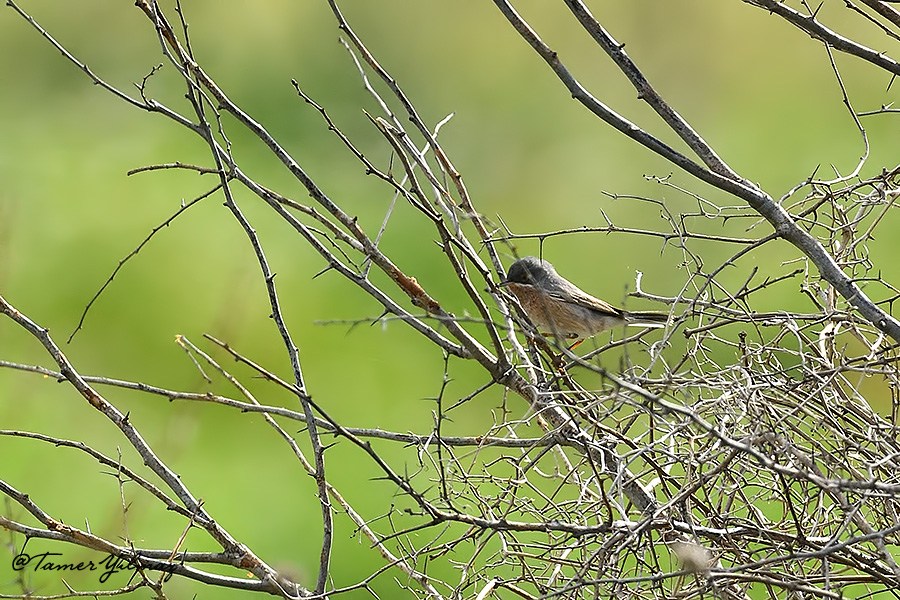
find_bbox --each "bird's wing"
[546,287,624,318]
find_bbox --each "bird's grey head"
[503,256,556,287]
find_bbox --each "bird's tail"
[624,311,669,328]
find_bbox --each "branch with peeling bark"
[4,2,900,599]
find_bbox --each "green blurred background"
[1,1,898,597]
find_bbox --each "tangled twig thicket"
[2,1,900,599]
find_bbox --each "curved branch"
[744,0,900,75]
[563,0,740,179]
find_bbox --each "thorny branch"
[3,1,900,599]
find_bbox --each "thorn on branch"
[312,266,333,280]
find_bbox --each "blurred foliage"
[1,1,899,597]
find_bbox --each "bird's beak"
[497,280,511,288]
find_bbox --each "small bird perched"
[499,256,668,342]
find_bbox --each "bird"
[498,256,668,342]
